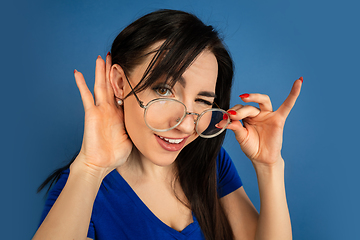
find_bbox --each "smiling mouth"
[155,134,185,144]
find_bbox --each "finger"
[94,55,107,105]
[105,52,114,100]
[225,119,248,143]
[239,93,273,111]
[74,70,94,111]
[227,105,261,121]
[229,104,243,111]
[277,78,302,118]
[215,115,247,137]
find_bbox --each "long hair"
[39,9,234,240]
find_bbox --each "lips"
[157,135,185,144]
[155,134,189,151]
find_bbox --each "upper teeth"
[158,135,184,144]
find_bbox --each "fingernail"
[227,110,237,115]
[97,55,102,59]
[74,69,77,74]
[107,52,110,56]
[299,76,303,83]
[239,93,250,98]
[223,113,229,120]
[215,125,222,129]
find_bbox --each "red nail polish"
[98,55,102,59]
[228,110,237,115]
[107,52,110,56]
[74,69,77,74]
[299,76,303,83]
[223,113,229,120]
[239,93,250,98]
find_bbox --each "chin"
[156,135,198,165]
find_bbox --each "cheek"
[123,100,148,141]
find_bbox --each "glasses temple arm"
[124,73,146,108]
[213,101,221,109]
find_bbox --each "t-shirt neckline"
[108,169,200,237]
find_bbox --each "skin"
[33,45,302,240]
[221,81,302,239]
[112,49,220,231]
[112,49,219,170]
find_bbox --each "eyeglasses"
[123,74,230,138]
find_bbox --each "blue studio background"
[1,0,359,239]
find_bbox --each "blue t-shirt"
[39,147,242,239]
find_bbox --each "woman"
[34,9,302,240]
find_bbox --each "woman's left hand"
[226,78,302,167]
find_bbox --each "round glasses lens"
[197,109,228,138]
[145,99,186,131]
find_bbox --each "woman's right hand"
[73,54,133,177]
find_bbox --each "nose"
[175,112,197,134]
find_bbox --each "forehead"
[131,43,218,91]
[181,50,218,90]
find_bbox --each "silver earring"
[117,99,123,105]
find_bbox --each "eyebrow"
[198,91,216,98]
[178,76,216,98]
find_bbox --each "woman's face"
[123,48,218,167]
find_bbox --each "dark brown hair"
[39,9,234,240]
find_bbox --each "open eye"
[153,85,173,97]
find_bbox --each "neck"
[118,146,178,184]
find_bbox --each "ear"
[110,64,126,99]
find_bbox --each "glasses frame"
[123,74,230,138]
